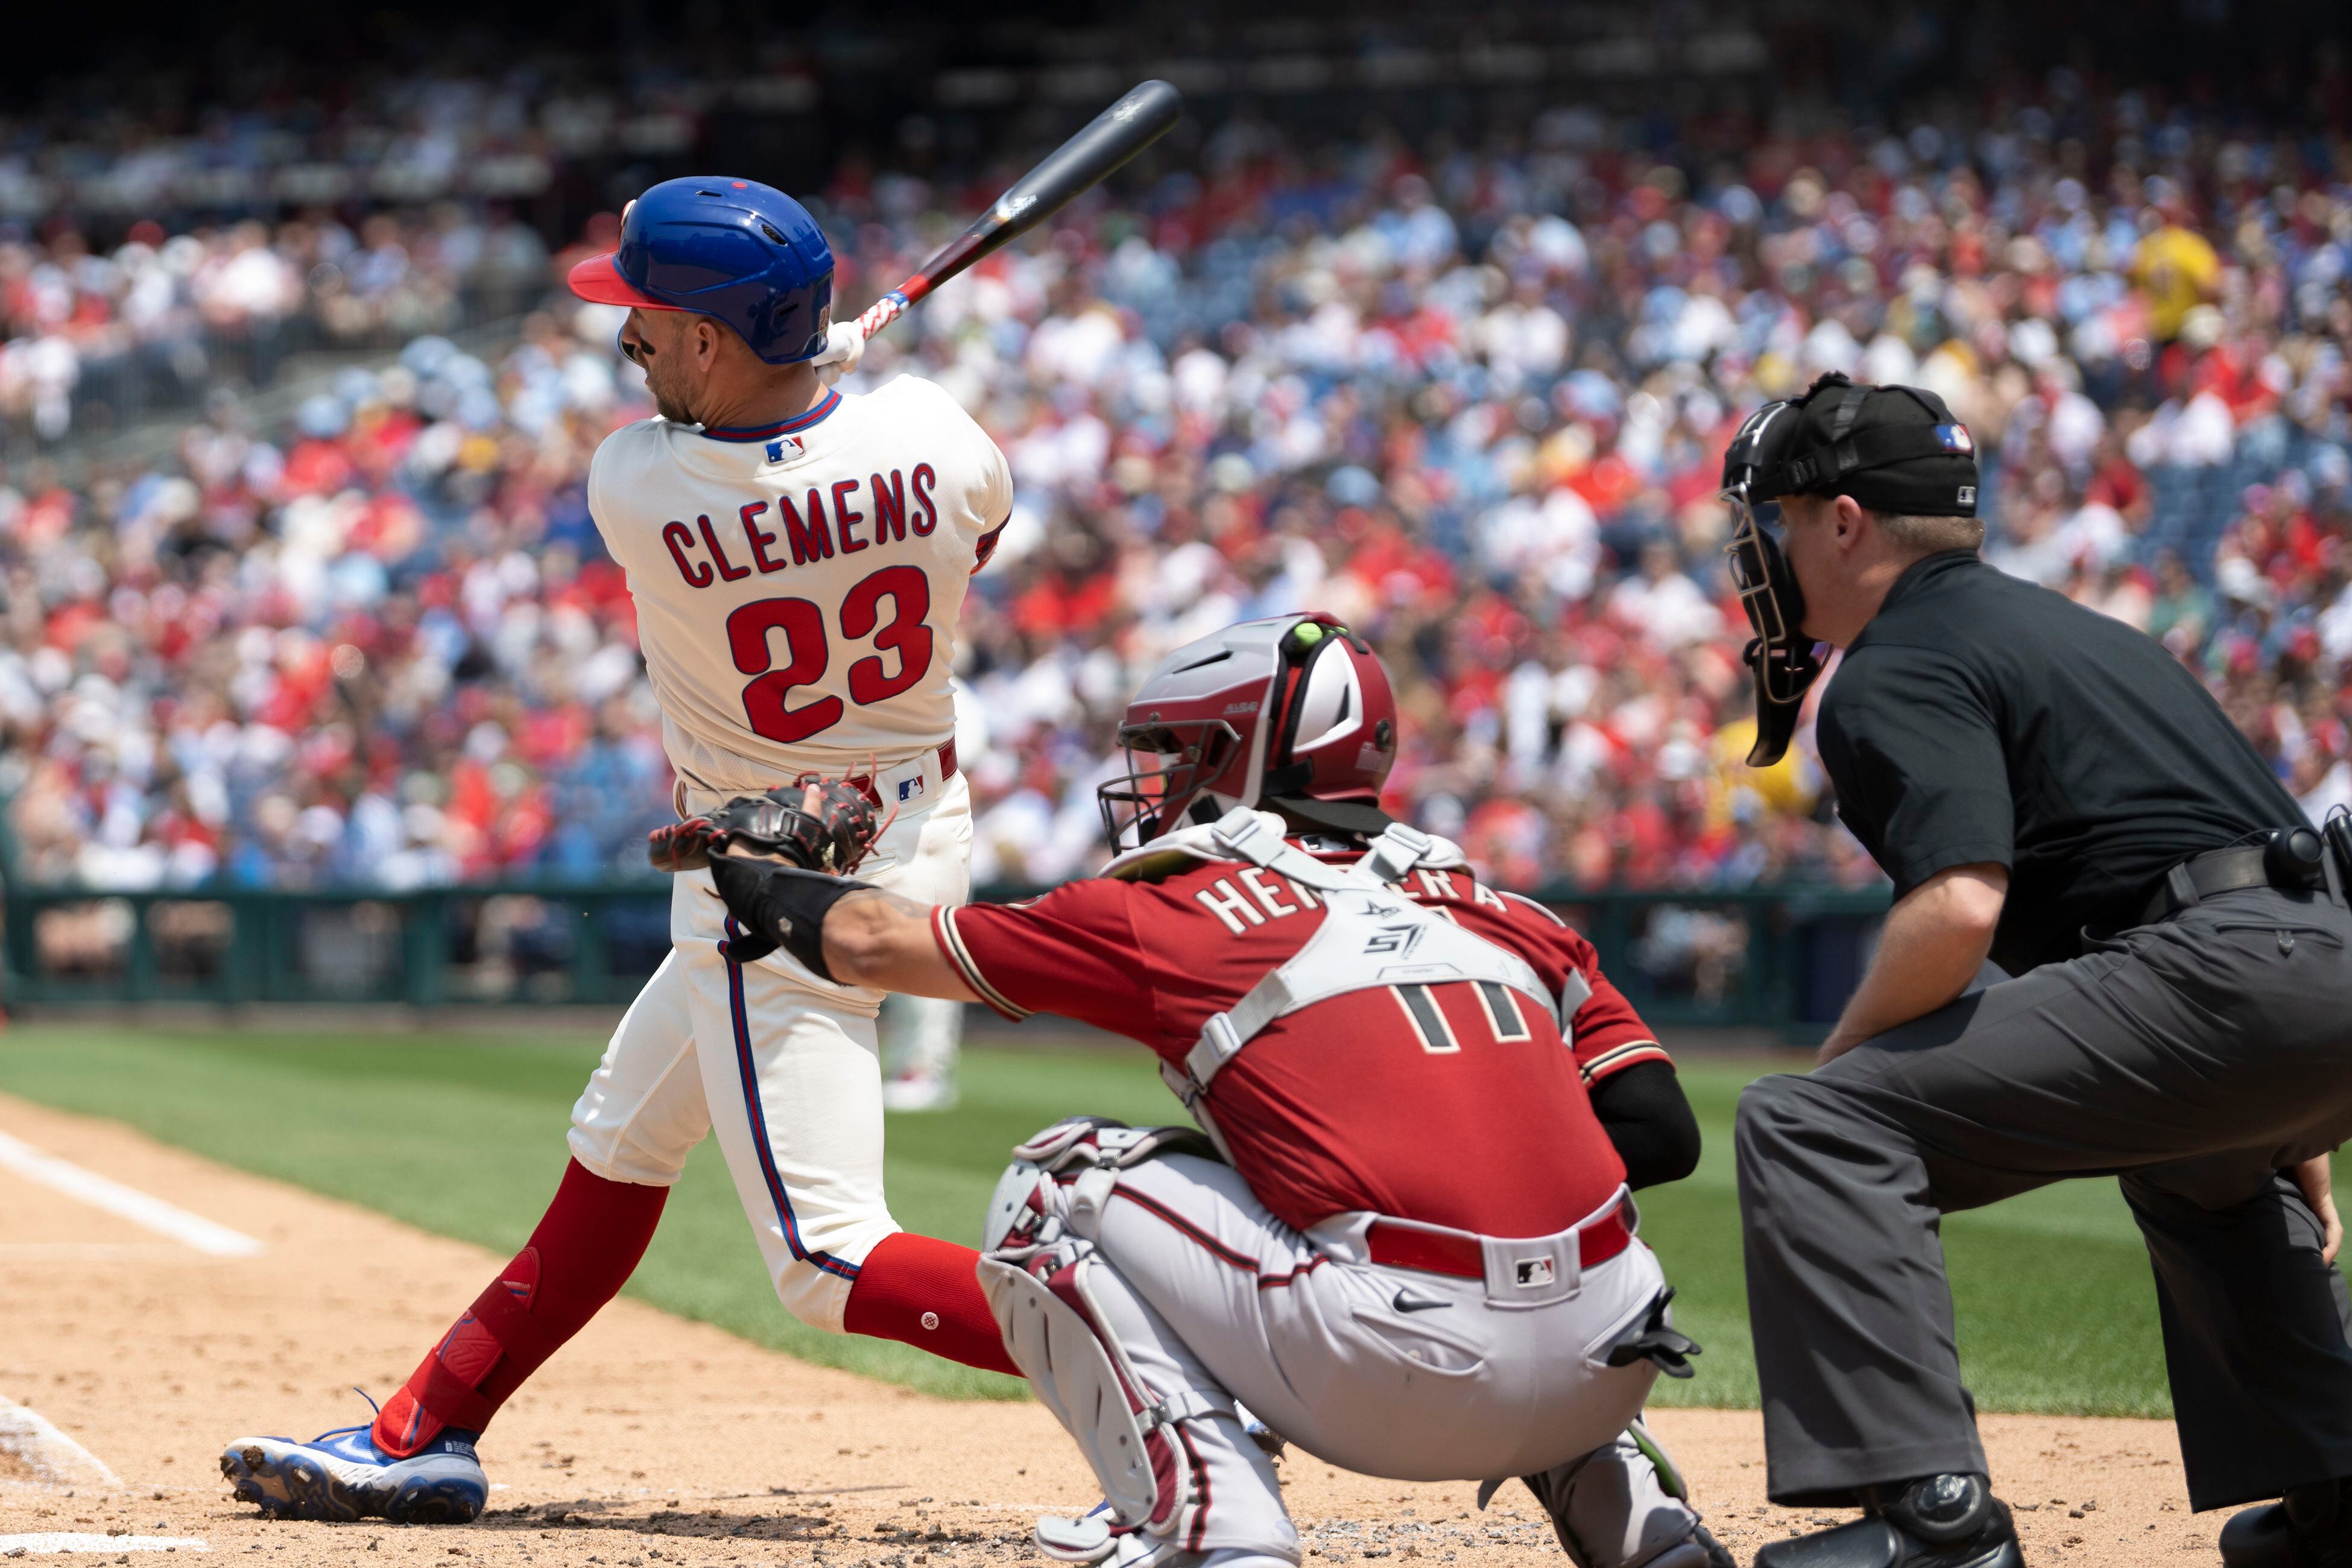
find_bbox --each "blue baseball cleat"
[220,1420,487,1524]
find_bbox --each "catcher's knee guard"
[982,1117,1221,1254]
[981,1118,1229,1546]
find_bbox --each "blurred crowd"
[0,54,779,443]
[0,208,551,441]
[6,77,2352,898]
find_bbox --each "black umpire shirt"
[1815,550,2305,974]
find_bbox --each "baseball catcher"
[700,613,1730,1568]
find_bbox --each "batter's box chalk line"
[0,1397,118,1489]
[0,1533,210,1554]
[0,1131,262,1259]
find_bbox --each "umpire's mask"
[1722,399,1821,767]
[1721,372,1980,766]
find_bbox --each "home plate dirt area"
[0,1091,2223,1566]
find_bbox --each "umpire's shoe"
[1754,1473,2023,1568]
[221,1422,487,1524]
[2220,1478,2352,1567]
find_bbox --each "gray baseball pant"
[1735,885,2352,1510]
[1028,1152,1666,1556]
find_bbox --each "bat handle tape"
[855,289,912,340]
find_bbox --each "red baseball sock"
[842,1231,1019,1377]
[373,1159,668,1456]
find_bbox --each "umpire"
[1720,373,2352,1568]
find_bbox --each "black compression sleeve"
[1587,1060,1701,1190]
[708,857,873,981]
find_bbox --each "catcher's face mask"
[1722,400,1824,767]
[1096,715,1244,853]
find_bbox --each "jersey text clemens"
[588,376,1013,794]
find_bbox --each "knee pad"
[984,1118,1222,1255]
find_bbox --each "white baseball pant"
[566,763,972,1331]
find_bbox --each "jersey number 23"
[726,564,932,744]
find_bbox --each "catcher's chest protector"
[1169,809,1578,1105]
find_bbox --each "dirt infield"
[0,1091,2227,1565]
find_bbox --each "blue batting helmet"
[567,177,835,364]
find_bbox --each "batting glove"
[811,321,867,387]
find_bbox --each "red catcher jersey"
[933,848,1668,1238]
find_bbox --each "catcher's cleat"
[1032,1513,1289,1568]
[1233,1400,1286,1460]
[220,1422,487,1525]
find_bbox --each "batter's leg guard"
[373,1249,557,1456]
[373,1160,666,1457]
[1490,1419,1733,1568]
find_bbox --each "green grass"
[0,1023,2259,1417]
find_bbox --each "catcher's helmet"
[1097,613,1399,850]
[567,177,835,364]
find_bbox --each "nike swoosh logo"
[1392,1289,1451,1314]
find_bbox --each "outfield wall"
[0,880,1889,1037]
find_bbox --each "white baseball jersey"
[588,375,1011,794]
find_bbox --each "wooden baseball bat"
[852,80,1183,341]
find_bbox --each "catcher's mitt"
[649,775,884,876]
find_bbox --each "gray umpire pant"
[1735,885,2352,1511]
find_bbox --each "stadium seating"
[4,83,2349,897]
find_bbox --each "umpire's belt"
[2139,841,2316,925]
[1354,1189,1636,1308]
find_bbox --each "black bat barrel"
[985,80,1184,232]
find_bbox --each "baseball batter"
[221,176,1022,1523]
[699,615,1732,1568]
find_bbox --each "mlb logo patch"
[1934,423,1974,454]
[898,776,926,803]
[766,436,804,462]
[1514,1257,1556,1289]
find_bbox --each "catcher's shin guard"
[981,1242,1222,1544]
[981,1124,1234,1554]
[1489,1420,1733,1568]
